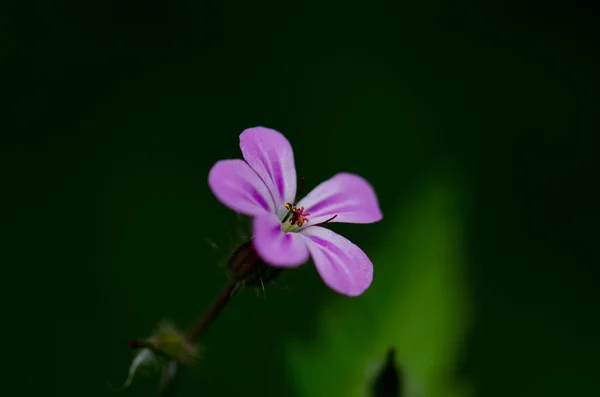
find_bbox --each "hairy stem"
[186,276,238,342]
[127,241,259,351]
[124,241,261,394]
[186,240,258,343]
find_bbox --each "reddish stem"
[186,242,259,343]
[127,242,260,349]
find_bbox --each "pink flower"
[208,127,382,296]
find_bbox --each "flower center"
[283,202,311,231]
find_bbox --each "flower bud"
[113,320,200,393]
[137,320,199,365]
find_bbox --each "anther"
[283,202,311,227]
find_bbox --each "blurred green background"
[4,1,599,396]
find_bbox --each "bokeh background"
[4,1,599,396]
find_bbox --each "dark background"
[4,1,599,396]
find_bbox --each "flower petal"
[299,226,373,296]
[208,159,275,216]
[253,212,309,267]
[297,173,382,225]
[240,127,297,217]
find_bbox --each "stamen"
[294,176,305,204]
[283,176,308,228]
[282,202,294,223]
[314,214,338,226]
[283,202,311,228]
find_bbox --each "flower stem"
[127,241,259,351]
[186,240,259,343]
[186,276,238,343]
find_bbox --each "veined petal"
[208,159,275,216]
[297,173,382,225]
[253,212,309,267]
[299,226,373,296]
[240,127,297,217]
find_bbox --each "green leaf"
[286,175,472,397]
